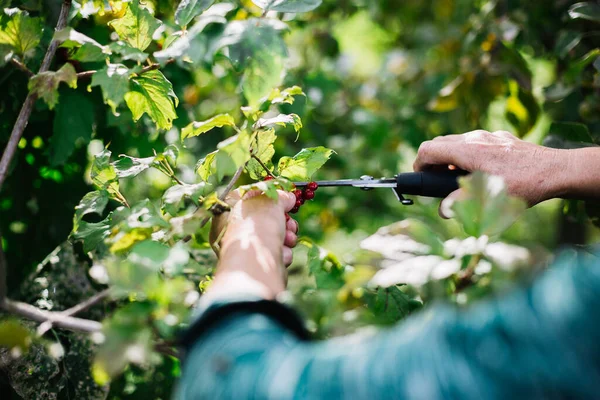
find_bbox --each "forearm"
[558,147,600,200]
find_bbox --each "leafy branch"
[75,59,175,80]
[251,153,276,178]
[0,0,72,191]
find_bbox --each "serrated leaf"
[74,190,109,222]
[72,219,111,253]
[247,128,276,180]
[252,0,322,13]
[113,155,155,178]
[181,114,236,140]
[91,149,127,205]
[50,90,95,165]
[108,0,161,51]
[0,8,42,57]
[254,113,302,132]
[568,2,600,23]
[162,182,213,216]
[54,27,108,52]
[125,70,178,130]
[28,63,78,109]
[175,0,215,27]
[90,64,130,115]
[278,146,334,181]
[108,41,148,62]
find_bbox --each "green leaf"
[50,90,95,165]
[505,81,540,137]
[108,0,161,51]
[54,27,108,52]
[128,241,191,275]
[71,43,110,62]
[175,0,215,27]
[196,150,217,181]
[543,122,595,149]
[568,2,600,23]
[0,8,42,57]
[125,70,179,130]
[252,0,322,13]
[306,243,344,290]
[112,155,155,178]
[162,182,213,216]
[278,146,334,181]
[216,131,253,180]
[122,199,169,230]
[254,113,302,132]
[238,178,293,201]
[91,149,127,205]
[181,114,236,140]
[247,128,276,180]
[448,172,527,237]
[74,190,109,221]
[0,43,12,67]
[28,63,78,109]
[269,85,305,105]
[108,41,148,62]
[90,64,130,115]
[72,219,111,253]
[565,49,600,82]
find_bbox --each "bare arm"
[413,130,600,206]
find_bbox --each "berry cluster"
[290,181,318,214]
[261,175,318,216]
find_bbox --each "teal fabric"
[177,250,600,399]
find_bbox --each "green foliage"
[28,64,78,109]
[125,70,179,130]
[0,8,42,57]
[2,0,600,396]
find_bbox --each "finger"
[283,246,293,267]
[286,217,298,234]
[277,190,297,212]
[284,230,298,248]
[413,139,462,172]
[438,189,463,219]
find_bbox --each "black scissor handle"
[395,169,469,199]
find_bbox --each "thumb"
[438,189,462,219]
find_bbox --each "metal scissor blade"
[294,178,397,188]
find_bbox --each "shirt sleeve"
[176,250,600,400]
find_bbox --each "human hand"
[413,130,567,215]
[210,189,299,266]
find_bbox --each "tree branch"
[3,299,102,333]
[10,58,34,77]
[76,59,175,80]
[0,231,6,306]
[0,0,72,191]
[61,289,110,317]
[251,154,275,178]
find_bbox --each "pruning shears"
[294,169,468,205]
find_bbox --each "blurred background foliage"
[1,0,600,398]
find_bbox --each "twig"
[76,59,176,80]
[0,0,72,191]
[10,58,34,77]
[61,289,110,317]
[251,154,275,178]
[155,342,180,358]
[3,299,102,333]
[0,231,6,306]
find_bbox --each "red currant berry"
[295,199,304,207]
[263,175,274,181]
[285,213,291,221]
[303,189,315,200]
[293,189,303,200]
[307,181,318,191]
[290,206,300,214]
